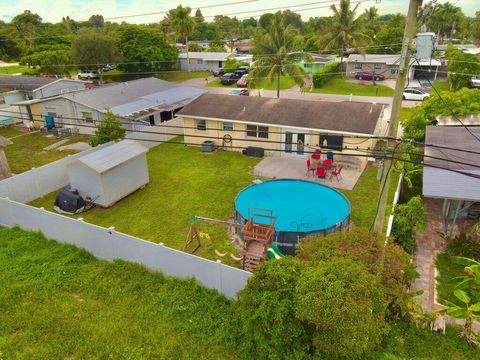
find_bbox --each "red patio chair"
[312,149,321,160]
[323,158,333,169]
[306,158,316,176]
[316,167,326,179]
[330,165,343,182]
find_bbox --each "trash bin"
[202,140,215,152]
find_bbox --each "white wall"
[0,198,252,298]
[126,117,183,148]
[33,80,86,99]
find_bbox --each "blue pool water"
[235,179,350,254]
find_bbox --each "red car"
[236,74,248,88]
[354,71,385,81]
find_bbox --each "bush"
[223,58,249,73]
[312,61,340,88]
[90,109,126,147]
[297,228,418,318]
[235,258,311,359]
[446,229,480,261]
[391,196,426,253]
[295,259,388,359]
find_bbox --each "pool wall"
[235,179,350,256]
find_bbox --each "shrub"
[297,228,418,318]
[391,196,426,253]
[234,258,311,359]
[312,61,340,88]
[446,229,480,261]
[223,58,249,73]
[90,109,126,147]
[295,259,388,359]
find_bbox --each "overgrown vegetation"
[391,196,426,253]
[446,44,480,91]
[312,61,340,88]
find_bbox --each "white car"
[470,76,480,88]
[403,88,429,101]
[78,70,99,79]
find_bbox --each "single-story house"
[178,52,235,71]
[14,77,207,145]
[177,94,388,169]
[298,54,337,74]
[346,54,443,80]
[422,125,480,236]
[0,75,89,105]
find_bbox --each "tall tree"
[318,0,370,63]
[88,14,105,28]
[167,5,195,72]
[250,14,311,98]
[194,9,204,24]
[11,10,42,47]
[72,28,122,82]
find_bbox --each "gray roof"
[0,75,56,92]
[178,94,384,135]
[423,126,480,201]
[178,52,234,61]
[77,140,148,173]
[347,54,401,65]
[63,77,207,116]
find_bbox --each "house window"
[160,111,173,123]
[374,63,383,70]
[81,111,93,123]
[223,122,234,131]
[319,134,343,150]
[390,66,399,74]
[196,119,207,131]
[354,62,362,70]
[246,125,268,139]
[303,63,312,69]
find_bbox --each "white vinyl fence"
[0,198,252,298]
[0,142,112,203]
[127,118,183,148]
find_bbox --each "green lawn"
[436,252,465,305]
[431,80,450,93]
[1,226,478,359]
[1,126,90,174]
[207,76,296,91]
[308,76,394,97]
[30,141,260,263]
[0,65,39,75]
[103,69,210,83]
[0,226,236,359]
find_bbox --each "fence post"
[216,260,223,294]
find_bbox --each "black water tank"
[243,146,264,158]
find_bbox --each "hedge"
[312,61,340,88]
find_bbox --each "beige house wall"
[183,117,376,168]
[346,61,398,79]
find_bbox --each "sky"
[1,0,478,24]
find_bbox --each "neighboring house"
[14,77,207,146]
[178,94,388,169]
[346,54,443,81]
[0,75,89,105]
[422,126,480,236]
[178,52,235,71]
[235,39,253,54]
[298,54,337,75]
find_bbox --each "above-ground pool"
[235,179,350,255]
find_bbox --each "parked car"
[221,72,241,85]
[354,71,385,81]
[78,70,100,79]
[229,89,249,96]
[213,68,224,77]
[403,88,430,101]
[470,76,480,88]
[102,64,117,72]
[236,66,249,74]
[236,74,248,88]
[234,68,248,77]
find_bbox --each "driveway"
[180,76,420,108]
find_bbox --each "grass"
[103,69,211,83]
[29,140,260,263]
[0,226,237,359]
[0,65,39,75]
[308,76,394,97]
[1,226,479,359]
[207,76,296,91]
[435,252,466,305]
[431,80,450,93]
[0,126,90,174]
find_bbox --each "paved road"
[180,76,421,108]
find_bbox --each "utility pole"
[373,0,422,234]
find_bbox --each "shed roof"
[77,140,148,174]
[423,126,480,201]
[178,52,234,61]
[177,94,384,135]
[347,54,441,67]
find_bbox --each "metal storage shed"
[67,140,149,207]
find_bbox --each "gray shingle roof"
[77,140,148,173]
[178,52,234,61]
[423,126,480,201]
[63,77,207,115]
[0,75,56,92]
[177,94,384,135]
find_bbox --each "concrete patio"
[252,156,365,190]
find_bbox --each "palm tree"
[168,5,195,72]
[250,15,312,98]
[318,0,370,64]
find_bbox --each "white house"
[178,52,235,71]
